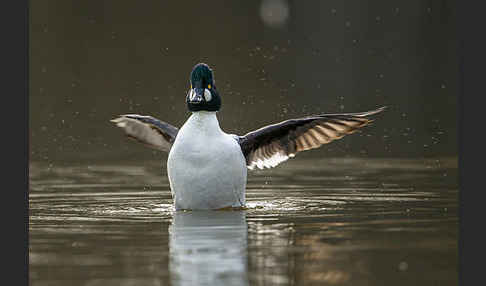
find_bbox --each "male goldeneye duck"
[111,63,386,210]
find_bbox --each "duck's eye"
[204,88,212,101]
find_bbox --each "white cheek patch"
[204,89,212,101]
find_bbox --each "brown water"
[29,157,458,286]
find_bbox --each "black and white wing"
[111,114,179,152]
[237,107,386,170]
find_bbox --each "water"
[29,157,458,286]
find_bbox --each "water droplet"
[331,8,337,14]
[398,261,408,271]
[259,0,290,28]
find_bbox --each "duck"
[111,63,385,210]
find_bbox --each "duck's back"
[167,112,247,210]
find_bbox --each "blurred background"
[29,0,458,165]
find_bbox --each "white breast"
[167,112,247,210]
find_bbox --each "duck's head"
[186,63,221,112]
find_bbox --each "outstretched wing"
[111,114,179,152]
[237,107,386,170]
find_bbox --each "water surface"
[29,157,458,286]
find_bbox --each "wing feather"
[111,114,179,152]
[238,107,386,170]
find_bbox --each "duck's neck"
[186,111,222,135]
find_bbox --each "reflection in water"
[29,157,458,286]
[169,211,249,286]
